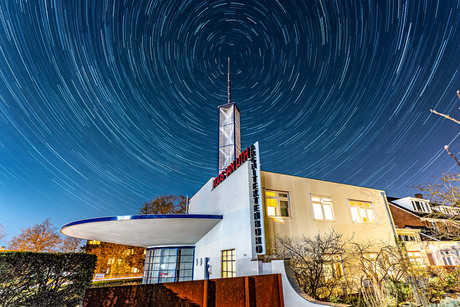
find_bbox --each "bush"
[0,251,96,306]
[91,277,143,288]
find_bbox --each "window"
[323,254,344,280]
[311,195,334,221]
[398,235,418,242]
[265,191,290,217]
[407,251,424,266]
[142,247,194,284]
[428,221,439,231]
[88,240,100,245]
[441,251,455,266]
[222,249,235,278]
[361,253,377,277]
[349,200,376,223]
[411,201,430,213]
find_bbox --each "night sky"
[1,0,460,245]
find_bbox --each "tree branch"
[430,109,460,125]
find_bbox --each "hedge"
[91,277,143,288]
[0,251,96,307]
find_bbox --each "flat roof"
[61,214,223,247]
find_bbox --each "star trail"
[0,0,459,243]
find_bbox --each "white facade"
[189,160,260,280]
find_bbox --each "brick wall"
[389,204,427,228]
[83,274,284,307]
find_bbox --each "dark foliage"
[0,251,96,307]
[139,194,187,214]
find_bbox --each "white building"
[62,101,397,305]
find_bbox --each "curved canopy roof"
[61,214,223,247]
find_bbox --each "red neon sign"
[213,147,251,188]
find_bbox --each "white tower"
[218,58,241,173]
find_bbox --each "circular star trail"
[0,0,459,242]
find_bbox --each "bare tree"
[349,241,425,306]
[412,173,460,241]
[272,231,428,305]
[430,90,460,166]
[273,230,352,301]
[85,242,144,277]
[61,237,84,253]
[139,194,187,214]
[9,219,61,252]
[415,173,460,207]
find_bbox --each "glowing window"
[407,251,424,266]
[323,254,344,280]
[265,191,290,217]
[142,247,194,284]
[349,200,376,223]
[222,249,235,278]
[311,195,335,221]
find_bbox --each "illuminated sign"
[250,143,265,255]
[213,147,251,188]
[212,142,266,255]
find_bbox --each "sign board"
[249,142,266,256]
[212,142,266,256]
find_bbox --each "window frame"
[311,194,335,221]
[142,246,195,284]
[428,221,439,231]
[411,200,431,213]
[322,254,345,281]
[221,249,236,278]
[348,199,377,223]
[407,251,424,266]
[265,190,290,218]
[440,250,457,266]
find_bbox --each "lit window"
[323,254,344,280]
[311,195,334,221]
[142,247,194,284]
[407,251,424,266]
[222,249,235,278]
[362,253,377,277]
[88,240,101,245]
[349,200,376,223]
[265,191,290,217]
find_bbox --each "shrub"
[0,251,96,306]
[91,277,143,288]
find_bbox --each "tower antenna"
[227,57,231,104]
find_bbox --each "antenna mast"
[218,57,241,173]
[227,57,231,104]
